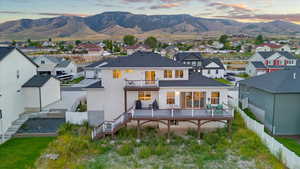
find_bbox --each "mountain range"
[1,11,300,41]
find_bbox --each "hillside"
[1,11,300,40]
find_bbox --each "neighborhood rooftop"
[174,52,202,62]
[239,68,300,93]
[251,61,267,69]
[22,75,54,88]
[85,81,104,88]
[258,51,296,59]
[159,72,228,87]
[202,58,225,69]
[101,51,190,68]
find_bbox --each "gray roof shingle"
[102,51,190,68]
[239,68,300,93]
[251,61,266,68]
[159,72,228,87]
[174,52,202,62]
[258,51,296,59]
[56,60,71,68]
[202,58,225,69]
[22,75,57,87]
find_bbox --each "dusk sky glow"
[0,0,300,23]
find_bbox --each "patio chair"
[216,104,223,110]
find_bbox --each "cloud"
[214,13,300,23]
[209,2,256,14]
[150,2,181,9]
[0,11,89,17]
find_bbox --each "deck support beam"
[167,120,170,143]
[197,120,201,140]
[124,89,127,112]
[227,120,232,136]
[137,120,141,142]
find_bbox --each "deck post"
[124,89,127,112]
[227,120,232,136]
[167,120,170,143]
[137,120,141,142]
[197,120,201,140]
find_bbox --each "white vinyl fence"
[239,108,300,169]
[66,111,88,125]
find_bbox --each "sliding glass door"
[180,92,206,109]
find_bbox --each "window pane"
[113,70,121,79]
[167,92,175,104]
[138,91,151,101]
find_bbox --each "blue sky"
[1,0,300,23]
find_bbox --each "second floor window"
[113,69,121,79]
[216,69,219,74]
[166,92,175,104]
[164,70,173,78]
[41,60,45,64]
[208,70,211,74]
[175,70,184,78]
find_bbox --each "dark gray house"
[239,68,300,135]
[174,52,225,78]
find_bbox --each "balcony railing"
[125,80,159,88]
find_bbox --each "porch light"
[175,91,180,95]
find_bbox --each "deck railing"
[124,80,159,88]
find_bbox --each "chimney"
[293,73,296,79]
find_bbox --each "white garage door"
[85,70,95,79]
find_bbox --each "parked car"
[226,76,235,81]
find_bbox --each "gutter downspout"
[39,87,42,111]
[272,94,276,135]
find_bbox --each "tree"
[123,35,137,46]
[11,40,16,46]
[219,34,228,44]
[255,35,264,45]
[75,40,82,46]
[144,36,158,49]
[48,38,52,42]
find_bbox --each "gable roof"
[251,61,266,69]
[257,43,283,49]
[257,51,296,59]
[239,68,300,93]
[202,58,225,69]
[125,44,150,50]
[159,72,228,87]
[56,60,71,68]
[0,47,38,67]
[22,75,58,88]
[102,51,190,68]
[174,52,202,62]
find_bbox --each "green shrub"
[186,128,197,138]
[204,133,219,146]
[116,143,134,156]
[153,144,169,156]
[58,123,76,135]
[138,146,152,159]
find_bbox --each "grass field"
[276,137,300,156]
[35,112,285,169]
[0,137,54,169]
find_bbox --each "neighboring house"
[201,58,226,78]
[174,52,226,78]
[32,56,77,76]
[246,51,297,77]
[161,46,179,57]
[0,47,38,136]
[255,43,291,52]
[42,41,55,47]
[212,41,224,49]
[22,75,61,112]
[239,68,300,135]
[85,52,232,128]
[84,59,111,79]
[125,44,151,55]
[74,43,103,55]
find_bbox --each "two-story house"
[32,55,77,76]
[85,52,234,140]
[246,51,297,76]
[0,47,61,138]
[174,52,226,78]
